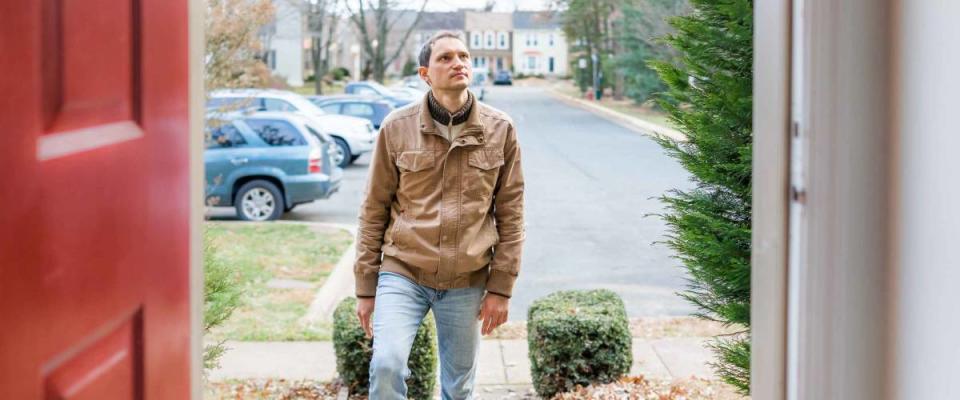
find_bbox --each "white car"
[208,89,376,167]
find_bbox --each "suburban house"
[263,0,305,86]
[411,11,467,68]
[464,11,514,76]
[265,7,569,84]
[512,11,567,77]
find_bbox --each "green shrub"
[402,58,418,77]
[203,230,243,371]
[527,289,632,398]
[648,0,753,393]
[332,67,350,81]
[332,297,438,399]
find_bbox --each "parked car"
[493,70,513,85]
[344,81,416,107]
[204,112,343,221]
[308,96,395,129]
[470,73,487,101]
[207,89,376,168]
[389,86,426,99]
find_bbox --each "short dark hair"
[418,31,467,67]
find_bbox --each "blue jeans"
[369,271,485,400]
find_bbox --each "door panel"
[1,0,193,398]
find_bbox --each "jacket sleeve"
[354,127,399,297]
[486,123,525,298]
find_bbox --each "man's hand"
[478,293,510,336]
[356,297,375,339]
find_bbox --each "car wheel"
[235,180,284,221]
[333,137,352,168]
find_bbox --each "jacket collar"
[418,90,485,139]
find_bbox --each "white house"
[464,11,513,74]
[264,0,305,86]
[511,11,567,77]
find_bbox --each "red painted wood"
[1,0,193,398]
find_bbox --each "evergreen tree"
[614,0,688,104]
[648,0,753,393]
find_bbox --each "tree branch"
[384,0,428,66]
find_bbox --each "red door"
[1,0,193,398]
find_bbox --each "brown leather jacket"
[354,92,525,298]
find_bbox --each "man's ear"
[417,66,431,86]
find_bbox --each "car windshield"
[364,81,395,95]
[281,95,328,115]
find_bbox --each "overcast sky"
[393,0,554,12]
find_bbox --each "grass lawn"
[205,221,353,342]
[552,82,676,129]
[289,81,346,96]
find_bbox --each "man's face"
[419,37,472,91]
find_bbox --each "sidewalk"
[207,337,717,390]
[546,86,688,143]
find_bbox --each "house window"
[472,32,481,48]
[549,34,555,46]
[549,56,555,72]
[533,34,538,46]
[486,32,494,48]
[525,34,531,46]
[266,50,277,70]
[499,32,507,49]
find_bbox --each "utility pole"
[591,51,600,100]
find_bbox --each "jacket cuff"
[485,269,517,298]
[356,270,378,298]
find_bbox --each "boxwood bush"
[527,289,632,398]
[332,297,438,399]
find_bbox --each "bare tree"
[205,0,276,90]
[344,0,429,83]
[302,0,341,94]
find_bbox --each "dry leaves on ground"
[487,317,743,341]
[551,376,747,400]
[205,379,358,400]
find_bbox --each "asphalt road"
[209,85,696,318]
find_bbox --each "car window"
[343,103,375,118]
[262,98,298,112]
[244,119,307,146]
[354,87,378,96]
[205,121,247,148]
[320,104,341,114]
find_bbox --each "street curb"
[299,222,358,326]
[547,88,688,143]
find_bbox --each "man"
[353,31,525,399]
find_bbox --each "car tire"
[333,137,352,168]
[350,154,361,163]
[235,180,284,221]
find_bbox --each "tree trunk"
[312,38,323,94]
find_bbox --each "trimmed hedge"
[527,289,633,398]
[332,297,438,399]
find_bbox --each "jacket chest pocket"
[396,151,437,192]
[466,149,504,195]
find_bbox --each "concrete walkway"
[208,337,717,388]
